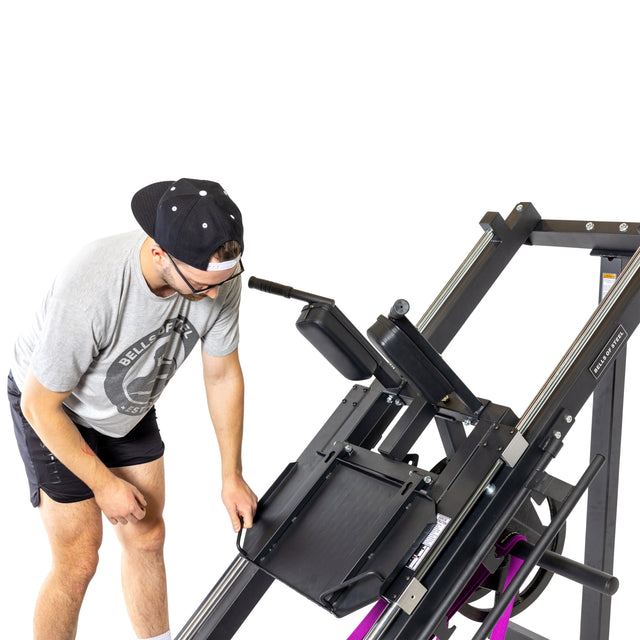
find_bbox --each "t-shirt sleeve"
[30,296,101,392]
[201,277,242,357]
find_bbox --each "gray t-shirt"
[12,230,241,437]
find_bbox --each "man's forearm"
[21,373,113,492]
[202,348,257,530]
[204,370,245,479]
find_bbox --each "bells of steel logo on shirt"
[104,315,199,415]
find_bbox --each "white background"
[2,2,639,639]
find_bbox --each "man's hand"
[93,474,148,525]
[222,474,258,533]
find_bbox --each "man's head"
[131,178,244,270]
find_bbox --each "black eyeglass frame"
[165,252,244,295]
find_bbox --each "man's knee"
[52,539,101,595]
[120,517,166,555]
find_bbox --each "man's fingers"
[132,501,147,521]
[239,508,254,529]
[229,509,242,533]
[133,487,148,508]
[222,479,258,533]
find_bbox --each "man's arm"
[20,370,147,525]
[202,347,257,533]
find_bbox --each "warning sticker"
[406,513,451,571]
[602,273,617,298]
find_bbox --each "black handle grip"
[248,276,335,306]
[248,276,294,298]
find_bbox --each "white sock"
[139,632,171,640]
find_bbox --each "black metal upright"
[580,254,630,640]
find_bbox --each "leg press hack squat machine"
[176,204,639,640]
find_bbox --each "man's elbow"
[19,373,69,427]
[20,387,41,426]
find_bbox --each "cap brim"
[131,181,174,238]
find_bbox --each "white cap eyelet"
[202,222,208,228]
[171,206,178,212]
[199,190,208,196]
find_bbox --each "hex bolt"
[516,204,524,212]
[620,222,629,233]
[553,431,563,440]
[565,415,573,424]
[424,475,433,485]
[344,444,353,455]
[586,222,595,231]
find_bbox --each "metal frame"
[579,254,630,640]
[176,207,640,640]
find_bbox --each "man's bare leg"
[112,457,169,638]
[36,491,103,640]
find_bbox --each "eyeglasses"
[166,253,244,295]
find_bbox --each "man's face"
[160,255,240,301]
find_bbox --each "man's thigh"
[39,490,103,559]
[111,457,166,539]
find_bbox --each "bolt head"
[565,415,573,424]
[586,222,595,231]
[516,204,524,212]
[620,222,629,233]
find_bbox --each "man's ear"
[150,241,166,264]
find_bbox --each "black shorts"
[8,371,165,507]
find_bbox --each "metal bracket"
[501,430,528,467]
[480,211,509,243]
[397,578,428,615]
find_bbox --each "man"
[8,178,258,640]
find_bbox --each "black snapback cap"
[131,178,244,271]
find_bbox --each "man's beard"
[179,292,208,302]
[160,266,208,302]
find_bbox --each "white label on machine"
[602,273,616,297]
[406,513,451,570]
